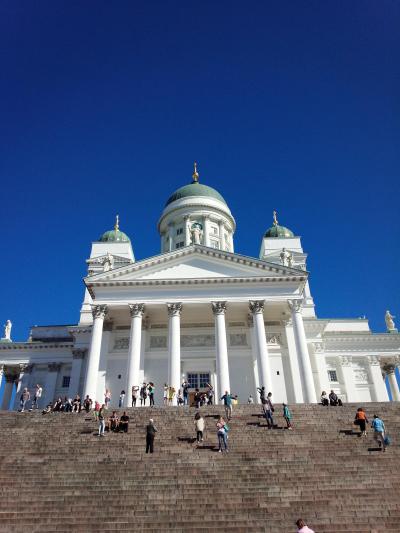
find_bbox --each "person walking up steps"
[194,412,205,443]
[98,404,106,437]
[145,418,158,454]
[220,391,235,420]
[372,414,386,452]
[354,407,368,437]
[283,403,293,430]
[262,392,274,429]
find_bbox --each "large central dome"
[165,181,227,207]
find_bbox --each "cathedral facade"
[1,165,399,408]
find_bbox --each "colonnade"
[82,298,318,405]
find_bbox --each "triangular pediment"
[85,245,307,285]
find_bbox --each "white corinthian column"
[212,302,230,400]
[383,360,400,401]
[249,300,273,395]
[83,305,108,402]
[167,303,182,406]
[288,299,317,403]
[126,303,145,405]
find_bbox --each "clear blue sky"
[0,1,399,341]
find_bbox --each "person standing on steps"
[372,414,386,452]
[140,383,147,406]
[98,404,106,437]
[104,389,111,408]
[206,383,214,405]
[220,391,235,421]
[354,407,368,437]
[216,416,229,453]
[182,381,189,405]
[283,403,293,430]
[148,382,155,406]
[146,418,158,453]
[131,385,139,407]
[263,392,274,429]
[119,390,125,408]
[168,386,175,406]
[20,388,30,412]
[257,386,266,404]
[32,384,42,410]
[296,518,315,533]
[194,412,205,443]
[163,383,168,405]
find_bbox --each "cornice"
[0,342,73,351]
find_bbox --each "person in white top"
[163,384,168,405]
[247,395,254,404]
[194,412,205,443]
[296,519,315,533]
[33,384,43,410]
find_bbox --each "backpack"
[224,424,230,432]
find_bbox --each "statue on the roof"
[2,320,12,341]
[280,247,293,267]
[191,222,203,245]
[385,310,397,332]
[102,252,115,272]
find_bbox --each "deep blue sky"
[0,1,399,341]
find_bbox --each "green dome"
[99,229,130,243]
[98,215,130,242]
[165,181,227,207]
[264,225,294,238]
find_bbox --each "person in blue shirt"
[371,415,386,452]
[220,391,236,420]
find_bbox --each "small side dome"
[264,210,294,238]
[99,215,130,243]
[165,162,227,207]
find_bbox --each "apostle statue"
[385,310,397,332]
[102,253,115,272]
[2,320,12,341]
[280,248,293,267]
[190,223,203,245]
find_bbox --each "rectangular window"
[187,373,198,389]
[187,372,211,389]
[176,228,183,235]
[62,376,70,388]
[212,226,218,235]
[175,241,184,249]
[328,370,338,382]
[199,373,210,388]
[210,240,218,249]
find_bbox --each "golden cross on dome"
[192,161,199,183]
[273,210,278,226]
[114,214,120,231]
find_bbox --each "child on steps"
[283,403,293,430]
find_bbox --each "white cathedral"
[1,164,399,409]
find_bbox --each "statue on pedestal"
[385,310,397,332]
[190,223,203,245]
[1,320,12,342]
[102,253,115,272]
[280,248,293,267]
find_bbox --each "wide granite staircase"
[0,403,399,532]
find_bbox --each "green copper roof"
[264,224,294,238]
[98,215,131,243]
[165,181,227,207]
[99,229,130,243]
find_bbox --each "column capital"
[382,363,396,375]
[211,301,227,315]
[367,355,380,367]
[183,214,191,221]
[288,299,303,313]
[249,300,265,315]
[5,373,17,383]
[129,303,146,318]
[48,362,62,372]
[72,348,87,360]
[339,355,352,367]
[19,363,34,374]
[167,303,183,317]
[91,304,108,320]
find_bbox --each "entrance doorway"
[186,372,211,406]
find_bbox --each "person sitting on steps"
[320,391,329,406]
[108,410,119,432]
[329,390,343,406]
[296,518,315,533]
[119,411,130,433]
